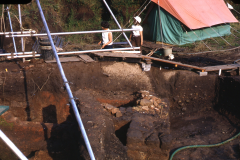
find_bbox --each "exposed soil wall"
[0,60,240,159]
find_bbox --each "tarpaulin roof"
[151,0,238,29]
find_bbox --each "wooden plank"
[112,51,141,54]
[202,64,240,72]
[141,56,205,71]
[45,57,82,63]
[79,54,95,63]
[93,52,142,58]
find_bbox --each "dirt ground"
[0,41,240,160]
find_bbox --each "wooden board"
[45,56,82,63]
[93,52,142,58]
[142,56,205,71]
[202,64,240,72]
[78,54,95,63]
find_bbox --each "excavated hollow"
[0,60,239,160]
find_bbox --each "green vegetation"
[0,0,239,51]
[0,117,14,130]
[0,0,146,45]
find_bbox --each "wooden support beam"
[141,55,205,71]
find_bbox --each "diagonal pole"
[102,0,134,48]
[35,0,95,159]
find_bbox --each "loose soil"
[0,42,240,160]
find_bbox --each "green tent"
[143,4,231,45]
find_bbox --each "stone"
[182,107,187,111]
[185,99,190,103]
[150,105,155,109]
[140,99,153,106]
[116,111,122,117]
[160,134,172,150]
[145,133,160,148]
[119,107,126,113]
[156,98,162,103]
[153,100,158,107]
[29,65,34,68]
[104,104,115,112]
[126,107,133,113]
[136,99,141,105]
[112,108,120,114]
[155,108,160,113]
[142,106,149,111]
[132,107,140,112]
[127,130,144,145]
[140,90,149,97]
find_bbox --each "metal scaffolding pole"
[6,6,17,54]
[0,31,36,35]
[18,4,25,62]
[102,0,133,47]
[5,28,139,38]
[35,0,95,159]
[4,47,140,59]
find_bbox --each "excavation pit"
[0,60,240,160]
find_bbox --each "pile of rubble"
[102,90,168,118]
[101,90,171,160]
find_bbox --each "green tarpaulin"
[143,5,231,45]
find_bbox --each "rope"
[210,27,232,46]
[113,0,151,42]
[202,29,220,44]
[192,31,212,51]
[170,131,240,160]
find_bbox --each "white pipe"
[112,51,141,53]
[57,47,140,55]
[3,47,140,58]
[7,54,41,59]
[0,31,36,35]
[18,4,25,62]
[7,6,17,54]
[35,0,95,159]
[0,130,28,160]
[0,51,37,56]
[5,28,139,37]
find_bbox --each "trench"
[0,61,240,160]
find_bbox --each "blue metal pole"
[102,0,133,48]
[6,6,17,54]
[35,1,95,159]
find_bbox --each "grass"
[0,117,14,130]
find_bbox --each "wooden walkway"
[92,52,142,58]
[45,56,82,63]
[46,51,240,74]
[202,64,240,72]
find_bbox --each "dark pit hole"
[115,121,131,146]
[42,105,57,123]
[27,150,38,159]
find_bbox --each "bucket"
[39,36,54,60]
[163,47,172,57]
